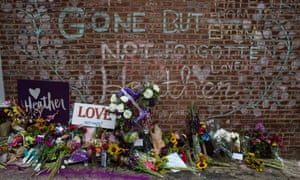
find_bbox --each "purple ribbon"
[133,109,149,124]
[118,87,139,100]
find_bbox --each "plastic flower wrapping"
[0,87,285,179]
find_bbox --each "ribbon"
[133,109,149,124]
[120,88,149,124]
[118,87,140,100]
[120,88,142,112]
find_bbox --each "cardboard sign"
[72,103,116,129]
[17,79,69,124]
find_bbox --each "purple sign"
[17,79,69,124]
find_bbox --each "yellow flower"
[49,123,55,131]
[272,142,277,147]
[34,123,41,129]
[247,152,255,157]
[258,160,264,165]
[25,136,35,145]
[172,141,178,148]
[256,166,264,172]
[108,143,120,156]
[36,118,44,124]
[196,161,208,170]
[154,159,162,170]
[116,147,126,155]
[170,133,177,144]
[12,106,18,114]
[161,156,168,162]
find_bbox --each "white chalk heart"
[29,88,40,99]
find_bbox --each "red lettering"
[86,107,95,118]
[95,107,105,119]
[104,108,112,120]
[78,105,85,117]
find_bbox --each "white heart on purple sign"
[29,88,40,99]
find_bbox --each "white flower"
[108,103,117,112]
[110,94,118,103]
[153,84,160,93]
[143,88,154,99]
[123,109,133,119]
[117,103,124,112]
[120,96,129,103]
[55,137,63,144]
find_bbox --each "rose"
[117,103,124,113]
[153,84,160,93]
[108,103,118,112]
[143,88,154,99]
[110,94,118,103]
[120,96,129,103]
[123,109,133,119]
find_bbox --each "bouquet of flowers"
[188,102,210,160]
[108,82,160,154]
[246,123,283,159]
[245,152,264,172]
[108,82,160,132]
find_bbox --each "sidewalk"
[0,159,299,180]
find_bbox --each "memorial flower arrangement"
[246,123,283,159]
[188,102,210,160]
[3,99,27,132]
[0,93,287,179]
[108,82,160,132]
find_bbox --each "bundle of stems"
[261,158,284,170]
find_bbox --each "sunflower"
[247,152,255,157]
[196,161,208,170]
[170,133,177,144]
[116,147,126,155]
[35,118,45,124]
[108,143,120,156]
[49,123,56,131]
[154,159,162,171]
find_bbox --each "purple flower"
[35,135,44,145]
[254,123,266,133]
[127,155,139,169]
[149,100,156,107]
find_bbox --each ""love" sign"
[72,103,116,129]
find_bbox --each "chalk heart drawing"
[192,65,210,83]
[29,88,40,99]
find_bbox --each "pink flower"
[143,161,155,171]
[252,139,257,145]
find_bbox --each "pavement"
[0,159,299,180]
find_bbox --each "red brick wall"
[1,0,299,159]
